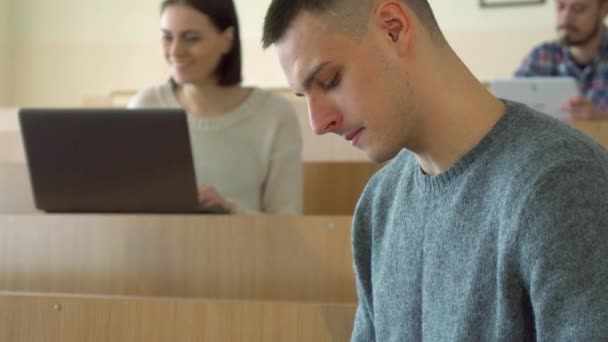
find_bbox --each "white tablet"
[489,77,580,118]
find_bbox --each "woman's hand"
[197,184,237,214]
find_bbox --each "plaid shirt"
[514,28,608,111]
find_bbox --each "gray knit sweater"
[351,101,608,341]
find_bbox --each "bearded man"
[516,0,608,120]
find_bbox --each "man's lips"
[345,128,365,144]
[558,26,577,32]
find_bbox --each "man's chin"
[558,33,577,46]
[559,37,583,47]
[365,149,400,164]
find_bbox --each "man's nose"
[559,7,575,22]
[307,95,343,135]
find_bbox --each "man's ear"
[373,1,411,53]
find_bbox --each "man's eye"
[321,73,341,90]
[572,5,585,13]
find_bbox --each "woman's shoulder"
[250,88,296,113]
[242,88,301,134]
[127,82,177,108]
[245,88,299,124]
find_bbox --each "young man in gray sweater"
[262,0,608,340]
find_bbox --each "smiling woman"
[128,0,303,215]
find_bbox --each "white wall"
[0,0,13,105]
[11,0,167,106]
[431,0,554,80]
[7,0,557,106]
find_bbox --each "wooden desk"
[0,214,357,339]
[0,292,356,342]
[0,214,356,303]
[571,120,608,149]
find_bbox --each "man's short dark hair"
[161,0,242,86]
[262,0,443,49]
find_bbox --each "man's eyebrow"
[296,61,331,96]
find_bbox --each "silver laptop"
[19,108,227,214]
[489,77,580,118]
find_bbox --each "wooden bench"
[0,214,357,340]
[0,214,356,302]
[0,292,356,342]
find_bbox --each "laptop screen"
[19,108,209,213]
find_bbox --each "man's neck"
[568,27,605,66]
[411,48,506,176]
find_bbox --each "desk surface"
[0,214,356,303]
[571,120,608,148]
[0,291,356,342]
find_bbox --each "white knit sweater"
[128,82,302,214]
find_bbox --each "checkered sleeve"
[514,44,560,77]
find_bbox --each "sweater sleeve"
[350,185,377,341]
[514,47,541,77]
[127,83,177,109]
[518,160,608,341]
[351,270,376,341]
[514,43,558,77]
[126,87,158,109]
[261,101,303,214]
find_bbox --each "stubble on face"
[559,18,601,46]
[341,15,430,163]
[557,1,603,46]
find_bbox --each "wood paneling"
[0,215,356,303]
[303,161,382,215]
[0,292,356,342]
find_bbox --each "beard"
[558,16,602,47]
